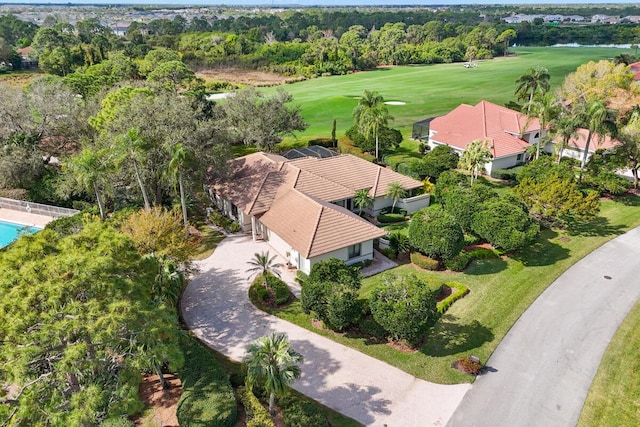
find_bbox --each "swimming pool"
[0,221,40,248]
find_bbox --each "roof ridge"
[305,201,324,258]
[246,171,274,214]
[482,101,489,139]
[369,167,382,197]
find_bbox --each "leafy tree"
[138,47,182,76]
[120,207,196,266]
[307,258,361,289]
[246,251,283,279]
[386,181,406,213]
[458,139,492,185]
[115,128,152,210]
[408,205,464,260]
[369,274,438,344]
[549,107,581,163]
[147,60,195,95]
[516,156,575,183]
[244,332,303,415]
[222,88,307,152]
[616,112,640,188]
[515,66,550,114]
[471,198,539,251]
[434,169,468,202]
[514,174,600,224]
[441,184,498,232]
[352,90,392,161]
[410,144,459,180]
[0,223,183,425]
[497,28,516,56]
[353,188,373,216]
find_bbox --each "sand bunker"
[384,101,406,105]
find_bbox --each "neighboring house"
[545,128,619,162]
[428,100,542,174]
[630,61,640,82]
[208,150,429,274]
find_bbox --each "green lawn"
[266,47,631,143]
[578,298,640,426]
[273,196,640,384]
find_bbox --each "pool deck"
[0,208,55,228]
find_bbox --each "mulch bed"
[134,373,182,427]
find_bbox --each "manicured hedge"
[437,282,470,315]
[239,386,275,427]
[490,167,522,181]
[410,252,440,270]
[176,335,237,427]
[337,136,375,162]
[377,213,406,223]
[444,253,470,271]
[280,396,327,427]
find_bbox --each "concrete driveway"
[448,226,640,427]
[181,234,469,426]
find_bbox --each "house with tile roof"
[545,128,620,162]
[207,151,429,273]
[427,100,543,174]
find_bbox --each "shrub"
[227,222,242,233]
[437,282,470,315]
[45,213,85,237]
[453,355,482,376]
[337,136,375,162]
[471,198,540,252]
[410,145,459,180]
[281,399,326,427]
[377,213,406,223]
[380,206,407,216]
[379,247,397,259]
[266,274,291,305]
[239,386,275,427]
[208,210,232,228]
[463,233,482,246]
[177,335,237,427]
[441,184,498,232]
[389,232,410,255]
[300,280,328,318]
[326,288,363,331]
[467,248,499,259]
[249,277,270,302]
[490,166,522,181]
[369,274,438,344]
[100,417,135,427]
[444,253,470,271]
[308,138,335,148]
[409,205,464,260]
[308,258,361,289]
[410,252,440,270]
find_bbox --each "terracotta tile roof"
[430,100,537,159]
[557,128,620,152]
[288,155,422,198]
[259,190,387,258]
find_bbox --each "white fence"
[0,197,79,218]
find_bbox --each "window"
[517,153,523,161]
[348,243,361,259]
[534,132,540,139]
[231,204,238,219]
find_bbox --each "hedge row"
[437,282,470,315]
[176,335,237,427]
[444,253,470,271]
[490,166,523,181]
[239,386,275,427]
[410,252,439,270]
[377,213,406,223]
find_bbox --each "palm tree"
[167,142,190,233]
[65,147,108,220]
[352,90,392,161]
[515,66,551,114]
[527,92,559,160]
[386,181,406,213]
[550,112,581,164]
[615,112,640,188]
[244,332,303,415]
[115,128,151,210]
[353,188,373,216]
[246,251,283,279]
[578,100,613,182]
[459,139,492,186]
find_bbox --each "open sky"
[0,0,638,5]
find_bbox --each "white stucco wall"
[488,154,525,174]
[397,194,430,214]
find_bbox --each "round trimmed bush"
[409,205,464,260]
[471,198,539,252]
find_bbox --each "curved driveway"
[448,226,640,427]
[181,234,470,426]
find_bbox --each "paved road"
[448,227,640,427]
[181,234,469,426]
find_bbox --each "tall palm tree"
[115,128,151,210]
[459,139,492,186]
[246,251,283,279]
[515,66,551,114]
[167,142,190,232]
[386,181,406,213]
[65,147,108,220]
[550,112,581,164]
[352,90,392,161]
[615,112,640,188]
[244,332,303,415]
[353,188,373,216]
[578,100,612,182]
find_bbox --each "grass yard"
[272,196,640,384]
[577,298,640,427]
[266,46,631,143]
